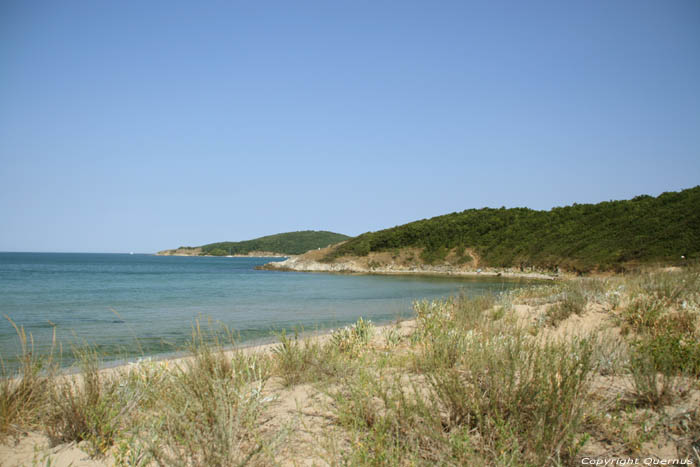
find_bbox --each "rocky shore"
[258,255,556,280]
[157,248,288,257]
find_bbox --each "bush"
[325,186,700,271]
[632,333,700,378]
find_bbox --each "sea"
[0,252,531,371]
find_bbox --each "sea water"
[0,252,530,370]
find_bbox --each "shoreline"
[95,318,413,378]
[155,253,290,258]
[5,266,697,465]
[259,256,558,281]
[4,317,415,385]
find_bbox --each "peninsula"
[157,230,349,257]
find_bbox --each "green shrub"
[632,333,700,378]
[202,231,350,256]
[420,246,448,264]
[325,186,700,271]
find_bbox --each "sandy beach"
[2,267,699,466]
[0,319,416,467]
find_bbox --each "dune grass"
[319,266,699,465]
[0,317,57,440]
[0,322,278,466]
[141,328,275,466]
[327,298,595,465]
[1,265,699,465]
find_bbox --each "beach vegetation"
[45,346,133,456]
[141,326,275,466]
[543,283,587,326]
[271,329,326,387]
[2,266,700,464]
[0,318,56,440]
[329,317,374,355]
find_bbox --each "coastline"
[67,318,416,381]
[4,266,698,465]
[258,255,558,281]
[1,317,418,466]
[157,254,289,258]
[156,250,289,258]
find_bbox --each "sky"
[1,0,699,253]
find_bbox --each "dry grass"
[2,266,700,465]
[0,317,57,440]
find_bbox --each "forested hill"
[182,231,349,256]
[324,186,700,272]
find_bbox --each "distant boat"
[129,252,134,255]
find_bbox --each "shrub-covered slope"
[325,186,700,272]
[199,230,349,256]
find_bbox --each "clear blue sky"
[1,0,699,253]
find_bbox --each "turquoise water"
[0,252,529,369]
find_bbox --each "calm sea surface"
[0,252,531,369]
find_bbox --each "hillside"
[319,186,700,273]
[158,230,349,256]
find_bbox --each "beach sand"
[0,319,416,467]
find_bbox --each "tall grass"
[142,323,275,466]
[2,319,280,465]
[272,329,325,387]
[271,320,376,387]
[3,267,700,464]
[0,317,57,439]
[428,335,594,464]
[45,346,138,456]
[544,284,587,326]
[618,267,700,406]
[330,297,595,465]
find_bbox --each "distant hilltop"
[262,186,700,275]
[157,230,350,257]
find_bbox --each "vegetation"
[0,318,55,437]
[324,186,700,272]
[2,266,700,464]
[543,282,587,326]
[46,346,132,456]
[197,230,349,256]
[271,330,327,387]
[327,297,596,465]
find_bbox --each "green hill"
[324,186,700,272]
[197,230,349,256]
